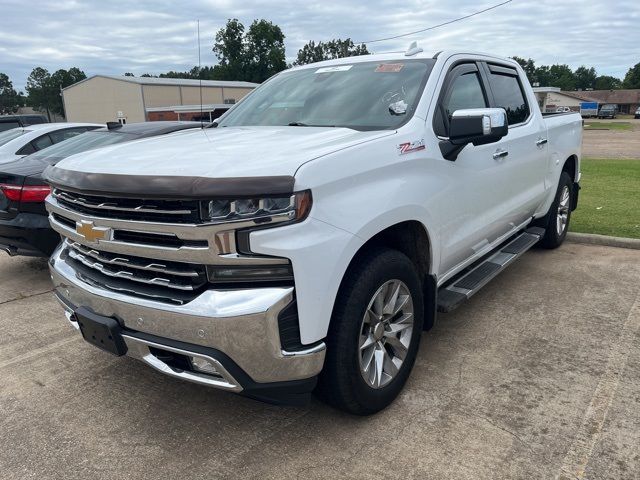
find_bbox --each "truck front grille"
[53,189,201,224]
[63,241,208,305]
[46,188,292,304]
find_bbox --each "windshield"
[29,130,137,163]
[0,128,25,146]
[219,59,435,131]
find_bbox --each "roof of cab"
[288,48,519,72]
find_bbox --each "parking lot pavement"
[582,120,640,159]
[1,243,639,480]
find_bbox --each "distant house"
[533,87,640,114]
[62,75,259,124]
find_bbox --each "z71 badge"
[398,139,425,155]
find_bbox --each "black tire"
[316,247,424,415]
[537,171,574,249]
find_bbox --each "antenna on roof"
[197,19,204,129]
[404,41,423,56]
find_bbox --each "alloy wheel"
[556,185,570,235]
[358,279,414,389]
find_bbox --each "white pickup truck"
[44,48,582,414]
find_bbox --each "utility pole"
[59,83,66,121]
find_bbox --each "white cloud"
[0,0,638,91]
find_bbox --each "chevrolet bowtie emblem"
[76,220,111,243]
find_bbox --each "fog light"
[190,356,219,375]
[206,264,294,283]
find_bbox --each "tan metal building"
[62,75,258,124]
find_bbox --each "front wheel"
[537,171,574,249]
[316,247,424,415]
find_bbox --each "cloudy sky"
[1,0,639,91]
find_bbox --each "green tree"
[511,56,536,85]
[540,64,576,90]
[0,73,24,114]
[159,70,192,79]
[124,72,135,76]
[533,65,551,87]
[574,66,597,90]
[26,67,55,120]
[243,19,287,82]
[211,18,287,83]
[212,18,248,81]
[622,62,640,89]
[50,68,86,116]
[26,67,86,119]
[294,39,369,66]
[595,75,622,90]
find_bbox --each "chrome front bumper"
[49,246,326,387]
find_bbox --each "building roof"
[532,87,561,93]
[63,75,259,91]
[564,89,640,105]
[544,89,640,104]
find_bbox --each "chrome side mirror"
[440,108,508,161]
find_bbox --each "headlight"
[201,190,312,224]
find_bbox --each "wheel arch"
[335,219,437,331]
[562,154,578,182]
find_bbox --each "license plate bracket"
[74,307,128,356]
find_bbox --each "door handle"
[536,138,548,146]
[493,149,509,160]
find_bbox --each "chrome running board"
[437,227,544,313]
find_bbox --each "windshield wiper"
[288,122,336,127]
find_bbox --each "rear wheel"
[538,171,574,249]
[317,248,424,415]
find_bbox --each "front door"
[432,61,516,276]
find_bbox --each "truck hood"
[51,126,393,181]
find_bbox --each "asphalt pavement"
[1,242,639,479]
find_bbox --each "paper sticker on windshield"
[376,63,404,73]
[315,65,353,74]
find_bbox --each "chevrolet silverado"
[44,48,582,414]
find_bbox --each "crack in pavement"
[0,289,54,306]
[555,292,640,480]
[0,336,78,370]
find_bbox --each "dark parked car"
[0,114,48,132]
[597,104,618,119]
[0,121,200,257]
[634,107,640,119]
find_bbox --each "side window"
[49,128,88,144]
[434,64,488,137]
[444,73,487,117]
[487,67,530,125]
[16,142,36,156]
[31,134,53,151]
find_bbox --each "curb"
[566,232,640,250]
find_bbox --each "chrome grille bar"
[67,241,202,277]
[53,189,193,215]
[46,194,290,266]
[67,248,206,291]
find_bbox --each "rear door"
[481,63,548,226]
